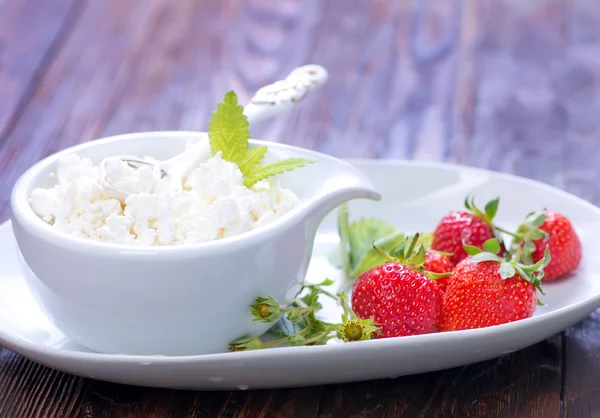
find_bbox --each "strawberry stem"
[495,226,519,238]
[261,324,313,349]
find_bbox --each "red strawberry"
[352,262,443,337]
[432,196,505,266]
[351,234,445,337]
[423,251,453,292]
[510,211,581,281]
[438,238,548,332]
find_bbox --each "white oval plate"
[1,160,600,390]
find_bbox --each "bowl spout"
[302,160,381,223]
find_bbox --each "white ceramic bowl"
[10,131,381,356]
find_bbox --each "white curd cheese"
[29,152,301,246]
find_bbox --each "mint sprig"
[208,91,251,164]
[208,90,314,187]
[243,158,313,188]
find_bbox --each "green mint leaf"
[351,231,406,278]
[243,158,314,188]
[238,146,267,176]
[482,238,501,254]
[208,91,250,164]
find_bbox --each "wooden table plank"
[316,337,560,418]
[0,0,80,142]
[0,0,598,417]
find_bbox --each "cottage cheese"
[29,152,301,246]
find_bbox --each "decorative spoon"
[99,64,328,202]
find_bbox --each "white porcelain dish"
[2,160,600,390]
[9,132,380,356]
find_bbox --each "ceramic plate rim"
[2,158,600,365]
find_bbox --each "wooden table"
[1,0,599,416]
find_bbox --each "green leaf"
[464,243,483,256]
[327,247,344,269]
[208,91,250,164]
[244,158,314,187]
[403,234,420,260]
[238,146,267,176]
[464,195,473,211]
[288,334,307,346]
[347,218,397,271]
[351,231,406,278]
[337,204,352,277]
[470,253,503,264]
[523,240,536,253]
[529,246,551,271]
[393,241,408,259]
[411,245,427,266]
[484,197,500,221]
[531,213,547,227]
[418,233,434,249]
[499,262,516,279]
[301,290,321,308]
[427,271,452,280]
[514,263,544,294]
[529,229,548,240]
[482,238,501,254]
[316,278,335,286]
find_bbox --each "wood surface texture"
[1,0,599,416]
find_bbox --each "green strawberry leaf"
[351,231,406,278]
[327,247,344,269]
[484,197,500,221]
[348,218,397,271]
[470,252,504,264]
[411,245,427,266]
[531,213,547,227]
[482,238,501,254]
[499,262,516,279]
[314,278,335,287]
[464,243,483,256]
[243,158,314,188]
[208,91,250,164]
[329,203,352,277]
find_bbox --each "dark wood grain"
[1,0,600,417]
